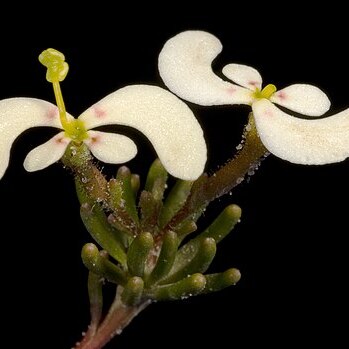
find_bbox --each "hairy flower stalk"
[201,116,267,201]
[176,115,267,217]
[61,144,109,204]
[162,115,267,236]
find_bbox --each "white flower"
[159,30,349,165]
[0,85,207,180]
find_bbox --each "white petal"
[222,63,263,90]
[270,84,331,116]
[79,85,207,180]
[84,130,137,164]
[0,98,72,179]
[253,99,349,165]
[23,132,70,172]
[158,30,253,106]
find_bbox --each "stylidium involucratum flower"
[0,49,207,180]
[159,31,349,165]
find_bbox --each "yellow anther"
[39,48,69,82]
[253,84,277,100]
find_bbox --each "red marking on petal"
[93,105,107,118]
[90,135,100,144]
[54,135,69,145]
[55,137,65,144]
[46,106,58,120]
[227,86,236,95]
[248,81,259,88]
[276,91,287,100]
[264,109,273,117]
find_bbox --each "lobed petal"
[79,85,207,180]
[84,130,137,164]
[23,132,70,172]
[252,99,349,165]
[0,98,64,179]
[222,63,263,90]
[158,30,253,106]
[270,84,331,116]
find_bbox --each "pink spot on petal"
[46,106,58,120]
[276,91,287,100]
[226,86,236,95]
[93,105,107,118]
[248,81,259,88]
[264,109,273,117]
[54,134,69,145]
[90,135,100,144]
[55,137,65,144]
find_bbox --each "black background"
[1,8,348,348]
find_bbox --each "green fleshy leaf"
[88,271,103,331]
[145,159,168,201]
[121,277,144,306]
[175,220,197,241]
[139,191,161,233]
[172,173,208,224]
[76,175,128,244]
[202,268,241,294]
[80,205,127,266]
[160,205,240,284]
[108,177,138,235]
[148,273,206,301]
[161,237,216,284]
[127,232,154,277]
[130,174,140,197]
[107,212,135,243]
[82,243,128,285]
[116,166,139,224]
[159,180,193,228]
[198,204,241,243]
[108,178,123,208]
[147,231,179,286]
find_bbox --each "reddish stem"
[75,292,150,349]
[168,114,268,228]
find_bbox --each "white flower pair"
[0,32,348,182]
